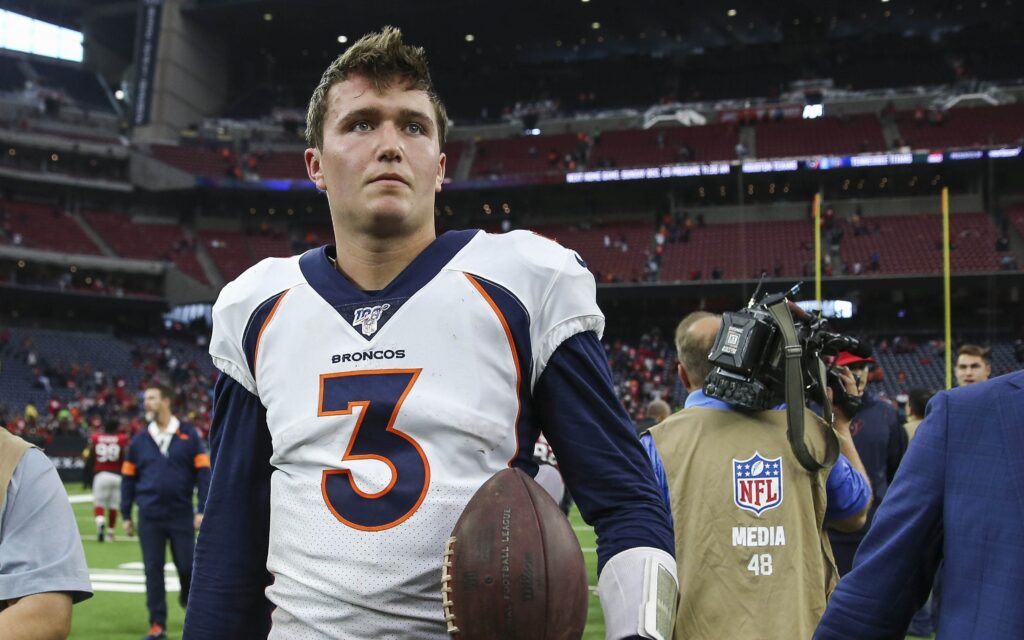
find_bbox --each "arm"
[0,592,72,640]
[119,441,137,532]
[827,367,873,531]
[886,410,908,485]
[183,373,274,639]
[192,432,212,528]
[824,453,871,532]
[535,332,676,640]
[0,450,92,625]
[814,393,948,639]
[639,432,672,518]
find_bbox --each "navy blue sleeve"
[815,394,946,639]
[119,438,137,518]
[886,410,908,485]
[824,453,871,521]
[534,331,675,573]
[183,374,274,640]
[194,434,211,514]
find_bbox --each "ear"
[305,148,326,191]
[435,151,447,193]
[677,363,692,390]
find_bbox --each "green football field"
[66,484,930,640]
[64,483,607,640]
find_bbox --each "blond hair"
[305,26,449,151]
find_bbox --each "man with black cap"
[826,351,908,575]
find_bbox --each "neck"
[156,413,172,430]
[332,225,435,291]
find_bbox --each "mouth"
[368,173,409,186]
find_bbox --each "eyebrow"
[338,107,434,127]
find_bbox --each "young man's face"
[955,354,991,386]
[306,73,445,239]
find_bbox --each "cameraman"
[641,311,871,639]
[826,352,907,576]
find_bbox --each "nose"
[377,122,403,163]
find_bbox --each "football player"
[84,418,128,542]
[185,27,676,640]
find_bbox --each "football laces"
[441,535,459,635]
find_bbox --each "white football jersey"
[209,229,603,639]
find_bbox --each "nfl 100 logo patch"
[352,303,391,337]
[733,452,783,516]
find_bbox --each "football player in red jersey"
[86,418,129,542]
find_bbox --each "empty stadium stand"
[531,222,653,282]
[897,103,1024,150]
[249,150,307,180]
[589,123,738,167]
[1,199,102,255]
[200,228,291,281]
[839,212,1003,274]
[1007,204,1024,241]
[659,218,813,280]
[755,114,887,158]
[81,210,208,284]
[470,133,580,178]
[150,143,236,177]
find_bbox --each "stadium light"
[263,12,273,21]
[114,89,124,100]
[727,9,737,16]
[591,21,601,29]
[465,34,475,42]
[337,35,348,44]
[802,104,824,119]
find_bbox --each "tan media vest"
[650,407,839,640]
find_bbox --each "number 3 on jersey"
[318,369,429,531]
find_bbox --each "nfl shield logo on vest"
[733,452,783,516]
[352,303,391,337]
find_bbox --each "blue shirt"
[0,448,92,603]
[641,390,870,521]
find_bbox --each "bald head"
[646,399,671,424]
[674,311,722,392]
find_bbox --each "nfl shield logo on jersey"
[733,452,783,516]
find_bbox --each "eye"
[351,121,372,132]
[406,122,425,135]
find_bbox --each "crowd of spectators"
[604,329,680,421]
[2,319,1022,442]
[0,329,216,448]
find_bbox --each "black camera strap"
[767,300,840,472]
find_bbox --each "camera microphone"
[825,333,873,358]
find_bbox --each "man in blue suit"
[815,371,1024,639]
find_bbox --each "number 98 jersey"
[207,229,602,639]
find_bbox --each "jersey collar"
[299,229,479,338]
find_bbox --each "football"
[442,468,588,640]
